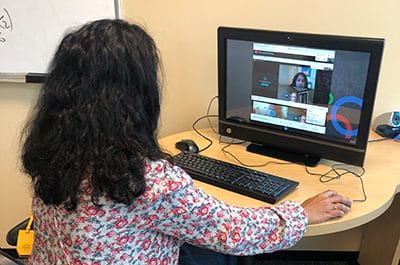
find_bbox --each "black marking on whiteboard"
[0,8,13,43]
[3,8,13,30]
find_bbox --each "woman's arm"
[144,162,308,256]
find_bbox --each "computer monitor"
[218,27,384,167]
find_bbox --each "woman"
[21,19,352,265]
[290,72,308,89]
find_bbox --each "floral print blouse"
[28,159,308,265]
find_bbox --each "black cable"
[221,142,367,202]
[191,96,220,153]
[305,164,367,202]
[206,96,219,134]
[368,137,393,142]
[192,96,368,202]
[192,95,247,150]
[192,115,218,153]
[221,140,293,168]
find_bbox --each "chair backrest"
[6,218,31,246]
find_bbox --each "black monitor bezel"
[218,26,384,166]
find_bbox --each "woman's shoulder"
[143,158,193,195]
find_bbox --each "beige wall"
[0,83,39,247]
[0,0,399,247]
[123,0,399,137]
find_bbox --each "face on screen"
[295,75,306,88]
[225,40,370,145]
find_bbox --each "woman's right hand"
[301,190,353,224]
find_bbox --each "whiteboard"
[0,0,118,74]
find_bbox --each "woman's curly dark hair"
[290,72,308,88]
[21,19,169,210]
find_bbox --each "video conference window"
[249,43,332,134]
[225,39,370,145]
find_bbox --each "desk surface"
[159,129,400,237]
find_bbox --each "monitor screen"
[218,27,384,166]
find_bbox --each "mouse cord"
[192,96,219,153]
[304,164,367,202]
[192,115,218,153]
[222,142,367,202]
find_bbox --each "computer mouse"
[175,139,199,153]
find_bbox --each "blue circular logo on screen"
[330,96,363,137]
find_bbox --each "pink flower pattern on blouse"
[28,159,308,265]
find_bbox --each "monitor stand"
[246,143,320,167]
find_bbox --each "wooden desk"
[159,129,400,265]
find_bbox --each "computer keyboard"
[173,152,299,204]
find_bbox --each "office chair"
[6,218,32,247]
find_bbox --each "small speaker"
[373,111,400,129]
[373,111,400,138]
[375,124,400,138]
